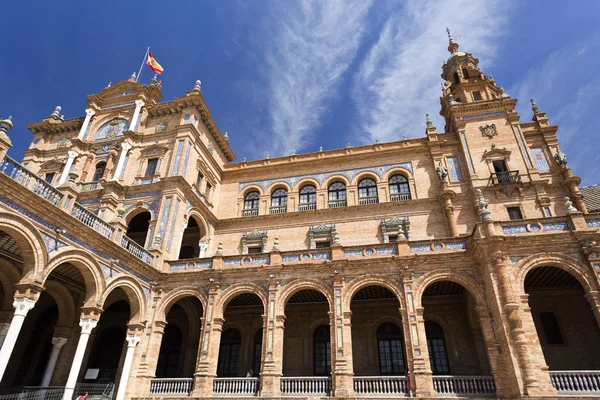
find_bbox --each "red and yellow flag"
[146,52,164,75]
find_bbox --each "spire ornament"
[446,27,460,53]
[475,189,492,222]
[530,98,540,114]
[193,80,201,92]
[50,106,61,119]
[223,132,229,141]
[129,72,137,82]
[0,116,13,134]
[426,113,433,128]
[150,74,159,86]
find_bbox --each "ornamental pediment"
[481,146,511,161]
[39,160,65,170]
[140,144,169,157]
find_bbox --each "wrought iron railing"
[78,181,103,191]
[550,371,600,393]
[0,156,64,205]
[121,235,153,264]
[432,375,496,395]
[390,192,411,201]
[328,199,347,208]
[299,202,316,211]
[242,208,259,217]
[358,196,379,205]
[353,376,407,394]
[269,205,287,214]
[71,203,115,238]
[280,377,331,396]
[213,377,258,395]
[150,378,193,396]
[489,170,521,186]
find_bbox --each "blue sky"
[2,0,599,185]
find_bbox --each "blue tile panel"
[125,191,162,199]
[530,147,550,172]
[410,244,432,253]
[157,197,173,240]
[513,125,533,169]
[181,142,192,177]
[502,225,528,234]
[445,241,467,250]
[376,247,397,255]
[344,249,363,258]
[238,162,413,193]
[40,232,67,254]
[586,219,600,228]
[169,260,213,271]
[459,132,475,174]
[463,112,505,120]
[447,156,463,182]
[542,222,569,231]
[172,139,185,176]
[166,199,181,252]
[282,252,331,262]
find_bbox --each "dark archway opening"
[127,211,151,247]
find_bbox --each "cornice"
[27,117,83,135]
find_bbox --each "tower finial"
[446,28,460,54]
[426,113,433,128]
[531,98,541,114]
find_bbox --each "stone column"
[40,337,69,386]
[0,322,10,348]
[111,142,132,181]
[198,241,209,258]
[130,100,145,132]
[115,334,142,400]
[58,150,79,185]
[259,278,281,397]
[192,283,221,397]
[331,274,354,397]
[77,109,96,140]
[0,298,36,382]
[410,308,435,397]
[441,188,458,237]
[62,318,99,400]
[80,155,94,181]
[584,291,600,331]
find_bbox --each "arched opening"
[92,162,107,182]
[126,211,151,248]
[270,188,288,214]
[358,178,378,204]
[178,217,206,260]
[328,182,346,208]
[350,285,405,376]
[217,292,263,377]
[422,281,490,375]
[524,266,600,370]
[243,191,260,216]
[283,289,330,376]
[388,175,411,201]
[156,297,203,378]
[299,185,317,211]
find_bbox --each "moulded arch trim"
[213,282,268,319]
[352,171,381,186]
[323,174,351,189]
[0,259,21,311]
[372,316,405,333]
[383,167,415,182]
[276,278,334,316]
[44,280,77,327]
[183,209,211,238]
[124,206,155,225]
[241,185,265,198]
[309,317,332,335]
[222,321,247,336]
[294,177,321,192]
[156,286,207,323]
[43,247,106,306]
[101,275,147,325]
[413,269,485,309]
[514,252,598,294]
[91,114,132,137]
[343,275,405,311]
[0,211,48,279]
[268,182,293,194]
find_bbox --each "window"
[313,325,331,376]
[217,329,242,377]
[507,206,523,220]
[45,172,55,184]
[205,183,212,198]
[377,323,405,375]
[358,178,378,199]
[92,162,106,181]
[389,175,411,200]
[30,138,41,149]
[315,241,331,249]
[543,206,552,217]
[388,235,398,243]
[328,182,346,203]
[271,188,288,207]
[472,91,482,101]
[196,172,204,187]
[453,71,460,83]
[299,185,316,204]
[425,321,449,374]
[145,158,158,177]
[248,246,262,254]
[244,191,260,210]
[539,312,564,345]
[462,68,469,80]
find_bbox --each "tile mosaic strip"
[166,199,181,252]
[181,142,192,177]
[459,132,475,174]
[410,244,432,253]
[463,111,505,120]
[514,125,533,169]
[445,241,467,250]
[238,162,414,192]
[447,156,463,182]
[502,225,528,234]
[586,219,600,228]
[125,191,162,199]
[40,232,67,254]
[542,222,569,231]
[344,249,363,258]
[376,247,397,255]
[172,139,185,176]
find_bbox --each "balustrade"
[0,156,63,205]
[488,170,521,186]
[358,196,379,205]
[242,208,259,217]
[432,375,496,396]
[280,377,331,396]
[299,202,316,211]
[121,234,153,264]
[71,203,115,238]
[550,371,600,393]
[150,378,193,396]
[77,181,102,191]
[328,199,347,208]
[213,377,258,395]
[353,376,407,395]
[390,193,411,201]
[269,205,287,214]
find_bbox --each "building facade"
[0,36,599,400]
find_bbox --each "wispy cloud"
[352,0,511,144]
[254,0,373,157]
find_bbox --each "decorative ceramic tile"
[224,258,241,266]
[410,244,432,253]
[528,223,541,232]
[172,139,185,176]
[77,199,101,205]
[312,252,331,260]
[40,232,67,254]
[586,219,600,228]
[282,254,301,263]
[530,147,550,172]
[542,221,569,231]
[365,249,374,256]
[446,156,463,182]
[445,241,467,250]
[514,126,533,168]
[166,199,180,252]
[157,197,172,239]
[125,191,161,199]
[376,247,397,255]
[433,243,443,251]
[170,264,186,271]
[344,249,363,258]
[181,142,192,177]
[510,256,524,264]
[459,132,476,174]
[251,256,270,265]
[463,111,505,120]
[100,101,135,110]
[502,225,527,234]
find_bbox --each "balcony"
[328,199,347,208]
[299,202,316,211]
[358,196,379,205]
[281,377,331,396]
[150,378,193,396]
[489,170,521,186]
[269,205,287,214]
[241,208,258,217]
[550,370,600,394]
[213,377,258,396]
[433,375,496,396]
[390,193,411,202]
[354,376,407,395]
[77,181,102,192]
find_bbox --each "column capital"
[79,317,99,334]
[85,109,96,117]
[67,149,79,159]
[126,334,142,348]
[120,141,132,151]
[12,297,36,317]
[52,337,69,349]
[134,99,145,107]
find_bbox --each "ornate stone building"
[0,35,598,400]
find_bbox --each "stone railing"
[213,377,258,395]
[433,375,496,395]
[390,192,411,201]
[71,203,115,238]
[77,181,102,191]
[242,208,259,217]
[281,377,331,396]
[121,234,153,264]
[358,196,379,205]
[354,376,407,395]
[299,202,316,211]
[150,378,193,396]
[328,199,347,208]
[550,371,600,393]
[269,205,287,214]
[0,156,64,205]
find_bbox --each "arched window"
[425,321,449,374]
[358,178,378,204]
[313,325,331,376]
[328,182,347,207]
[243,191,260,216]
[217,328,242,377]
[270,188,288,213]
[92,162,107,182]
[377,323,406,375]
[299,185,317,211]
[388,175,411,201]
[127,211,152,248]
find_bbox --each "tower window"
[247,246,262,254]
[453,72,460,83]
[92,162,107,181]
[388,235,398,243]
[472,91,482,101]
[45,172,55,184]
[462,68,469,80]
[315,241,331,249]
[539,312,564,345]
[507,206,523,220]
[145,158,158,177]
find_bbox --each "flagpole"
[136,47,150,83]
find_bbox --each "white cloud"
[351,0,512,144]
[254,0,373,157]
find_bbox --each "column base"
[333,373,355,397]
[192,374,214,397]
[259,373,281,397]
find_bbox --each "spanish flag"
[146,52,164,75]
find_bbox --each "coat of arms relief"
[479,124,497,138]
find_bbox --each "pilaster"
[259,276,282,397]
[331,272,354,397]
